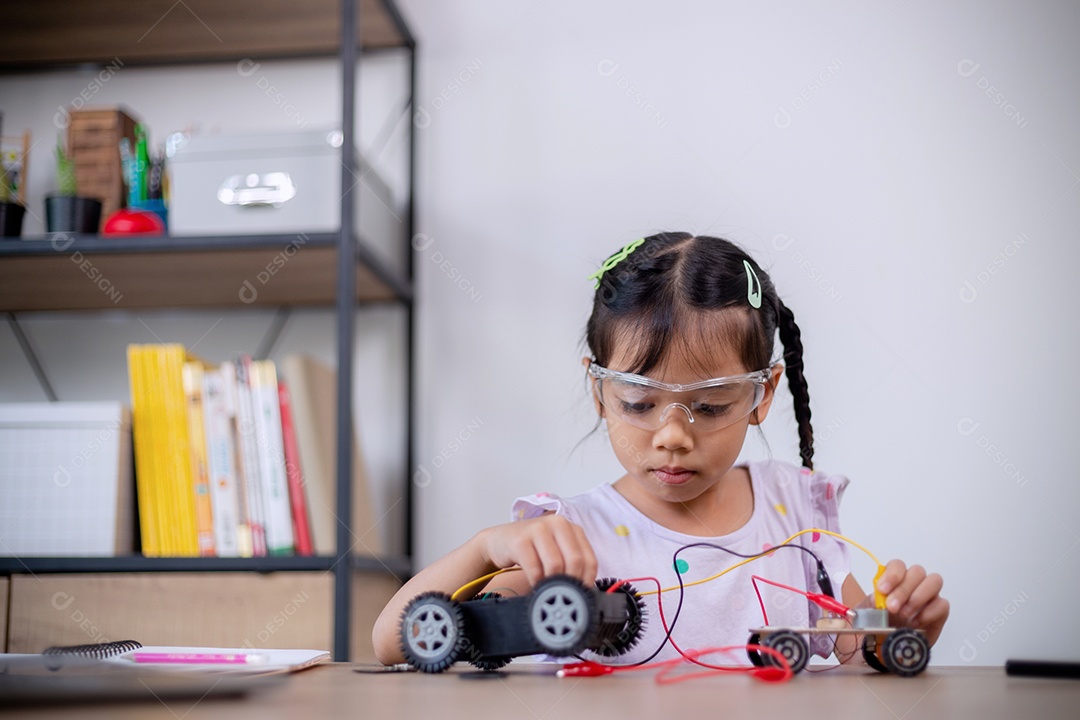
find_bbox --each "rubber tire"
[881,629,930,677]
[861,634,889,673]
[593,578,646,657]
[527,575,598,656]
[470,656,511,671]
[400,592,467,673]
[761,631,809,674]
[746,633,765,667]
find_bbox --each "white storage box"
[169,128,406,277]
[0,403,134,556]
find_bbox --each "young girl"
[373,232,949,667]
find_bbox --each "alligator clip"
[557,661,615,678]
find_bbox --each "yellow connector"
[872,564,888,610]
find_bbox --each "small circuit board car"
[747,608,930,676]
[399,575,646,673]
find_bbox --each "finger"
[575,523,598,583]
[886,564,926,615]
[910,595,950,629]
[557,520,600,582]
[899,572,943,620]
[548,519,588,581]
[910,596,950,646]
[530,528,567,579]
[513,540,545,587]
[875,559,907,595]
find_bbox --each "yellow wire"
[638,527,882,596]
[451,567,519,601]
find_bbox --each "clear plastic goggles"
[588,362,772,433]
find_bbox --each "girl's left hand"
[875,559,950,647]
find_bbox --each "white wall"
[3,0,1078,666]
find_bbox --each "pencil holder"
[45,195,102,234]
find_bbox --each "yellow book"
[130,344,200,557]
[151,346,174,555]
[147,345,169,555]
[182,360,217,557]
[162,345,198,556]
[145,344,169,556]
[127,345,159,556]
[147,346,175,555]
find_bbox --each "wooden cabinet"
[4,571,399,660]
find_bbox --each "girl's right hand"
[478,514,598,588]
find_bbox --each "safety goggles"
[588,362,773,432]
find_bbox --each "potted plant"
[0,161,25,238]
[45,137,102,234]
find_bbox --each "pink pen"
[130,652,268,664]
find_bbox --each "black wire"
[806,617,858,672]
[622,540,830,667]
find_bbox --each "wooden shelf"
[0,0,413,70]
[0,233,411,311]
[0,553,411,576]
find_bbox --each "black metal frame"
[330,0,417,663]
[0,0,417,662]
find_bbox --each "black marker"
[1005,659,1080,679]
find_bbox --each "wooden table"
[2,663,1077,719]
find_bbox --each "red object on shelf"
[102,208,165,236]
[279,380,314,556]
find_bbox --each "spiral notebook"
[2,640,330,676]
[0,640,326,705]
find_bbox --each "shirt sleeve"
[510,492,576,523]
[802,468,852,658]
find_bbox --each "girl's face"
[590,334,782,508]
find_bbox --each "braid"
[776,300,814,469]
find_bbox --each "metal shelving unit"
[0,0,416,661]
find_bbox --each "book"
[279,379,314,556]
[202,367,243,557]
[127,346,159,556]
[281,353,381,556]
[231,356,268,557]
[220,360,254,557]
[250,359,294,556]
[160,345,199,556]
[127,344,199,557]
[181,361,216,557]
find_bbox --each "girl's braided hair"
[585,232,814,469]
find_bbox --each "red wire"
[593,562,855,681]
[751,575,852,620]
[751,574,807,598]
[752,575,770,625]
[562,576,793,683]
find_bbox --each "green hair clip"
[743,259,762,309]
[588,238,645,289]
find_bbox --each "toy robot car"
[747,608,930,676]
[399,575,646,673]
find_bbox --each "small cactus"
[56,137,78,196]
[1,148,21,204]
